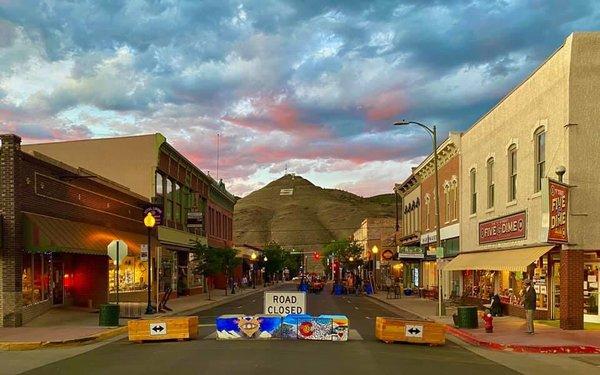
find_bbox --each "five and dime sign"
[542,179,569,243]
[264,291,306,315]
[479,211,526,244]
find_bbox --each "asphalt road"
[22,284,518,375]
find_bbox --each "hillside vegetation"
[234,174,395,251]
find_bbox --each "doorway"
[52,261,64,305]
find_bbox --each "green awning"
[24,212,147,256]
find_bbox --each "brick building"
[414,133,462,299]
[22,133,237,294]
[394,173,422,289]
[1,134,149,327]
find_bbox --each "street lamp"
[263,256,268,287]
[372,245,379,294]
[250,252,257,289]
[143,212,156,315]
[394,120,445,316]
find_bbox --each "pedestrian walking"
[355,273,362,296]
[523,279,536,334]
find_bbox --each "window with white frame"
[425,195,431,230]
[470,168,477,214]
[487,158,495,209]
[508,144,517,201]
[534,128,545,192]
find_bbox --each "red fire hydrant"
[482,311,493,333]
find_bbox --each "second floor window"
[508,145,517,201]
[470,168,477,214]
[535,128,546,192]
[487,158,495,209]
[156,172,164,196]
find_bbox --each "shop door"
[52,262,64,305]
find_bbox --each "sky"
[1,1,600,197]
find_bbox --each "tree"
[191,242,222,300]
[220,247,242,295]
[322,239,364,278]
[263,242,286,283]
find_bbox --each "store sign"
[187,211,203,228]
[143,206,163,226]
[264,291,306,315]
[396,246,424,259]
[381,249,394,260]
[479,211,526,244]
[541,178,569,243]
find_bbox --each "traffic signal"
[313,252,320,260]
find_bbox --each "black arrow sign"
[152,325,165,333]
[408,327,421,335]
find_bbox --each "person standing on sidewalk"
[523,279,536,334]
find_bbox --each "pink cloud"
[362,89,407,122]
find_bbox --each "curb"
[0,326,128,351]
[445,325,600,354]
[0,283,287,351]
[366,294,600,355]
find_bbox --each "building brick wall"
[560,248,584,330]
[0,134,24,327]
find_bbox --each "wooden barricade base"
[375,317,445,346]
[128,316,198,343]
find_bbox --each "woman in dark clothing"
[490,293,502,316]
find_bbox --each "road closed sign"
[264,291,306,315]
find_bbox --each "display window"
[108,256,148,293]
[422,261,437,289]
[22,253,51,306]
[584,263,599,316]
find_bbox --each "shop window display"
[584,264,599,316]
[108,256,148,293]
[22,253,51,306]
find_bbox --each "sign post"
[264,291,306,315]
[107,239,128,305]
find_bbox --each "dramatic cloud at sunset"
[1,1,599,196]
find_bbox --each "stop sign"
[107,239,128,264]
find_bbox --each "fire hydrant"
[482,311,493,333]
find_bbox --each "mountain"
[234,174,396,250]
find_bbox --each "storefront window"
[22,253,51,306]
[108,256,148,293]
[188,253,204,288]
[422,261,437,289]
[584,263,599,316]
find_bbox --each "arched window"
[451,179,458,221]
[444,183,450,223]
[534,127,546,192]
[470,168,477,214]
[487,158,495,209]
[508,144,517,201]
[425,194,431,230]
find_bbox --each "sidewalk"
[368,292,600,354]
[0,284,279,351]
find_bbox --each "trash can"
[364,284,373,295]
[99,304,120,326]
[333,283,344,295]
[456,306,478,328]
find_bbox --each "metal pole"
[432,125,445,316]
[145,227,154,314]
[116,241,120,305]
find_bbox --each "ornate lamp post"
[143,212,156,315]
[372,245,379,294]
[394,120,445,316]
[251,252,257,289]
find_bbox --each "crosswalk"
[200,328,363,341]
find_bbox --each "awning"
[24,212,147,256]
[443,246,554,272]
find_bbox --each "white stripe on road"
[198,324,216,327]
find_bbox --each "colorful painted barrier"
[215,314,348,341]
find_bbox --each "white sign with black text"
[405,324,423,338]
[150,322,167,336]
[140,244,148,262]
[264,291,306,315]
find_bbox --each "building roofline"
[21,133,161,146]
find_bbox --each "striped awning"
[443,246,554,272]
[24,212,147,256]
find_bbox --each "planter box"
[375,317,445,345]
[128,316,198,342]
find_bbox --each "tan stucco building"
[446,32,600,329]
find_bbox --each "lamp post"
[263,256,268,287]
[394,120,445,316]
[371,245,379,294]
[143,212,156,315]
[251,252,257,289]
